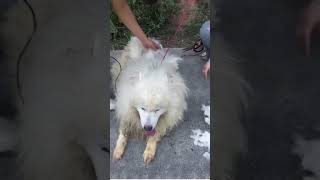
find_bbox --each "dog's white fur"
[111,37,188,163]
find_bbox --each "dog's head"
[132,71,170,136]
[136,103,167,136]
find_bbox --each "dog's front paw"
[143,149,155,165]
[113,147,124,160]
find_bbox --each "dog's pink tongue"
[144,129,156,136]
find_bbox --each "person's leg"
[200,21,210,48]
[200,20,210,58]
[212,33,252,180]
[200,21,211,78]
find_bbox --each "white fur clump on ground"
[203,152,210,160]
[110,99,115,110]
[201,104,210,125]
[190,129,210,160]
[190,104,210,160]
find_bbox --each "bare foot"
[202,60,210,79]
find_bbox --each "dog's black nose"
[144,125,153,131]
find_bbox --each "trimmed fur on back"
[111,37,188,138]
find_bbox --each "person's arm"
[111,0,160,50]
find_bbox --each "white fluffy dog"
[111,37,188,164]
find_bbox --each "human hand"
[202,61,210,80]
[141,38,161,50]
[297,0,320,56]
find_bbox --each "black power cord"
[17,0,37,104]
[110,56,122,93]
[101,146,110,153]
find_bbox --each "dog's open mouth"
[144,129,156,136]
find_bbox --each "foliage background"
[110,0,210,49]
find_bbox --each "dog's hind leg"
[143,136,159,165]
[113,131,128,160]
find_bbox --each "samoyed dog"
[111,37,188,164]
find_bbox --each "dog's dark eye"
[141,107,145,111]
[155,109,159,112]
